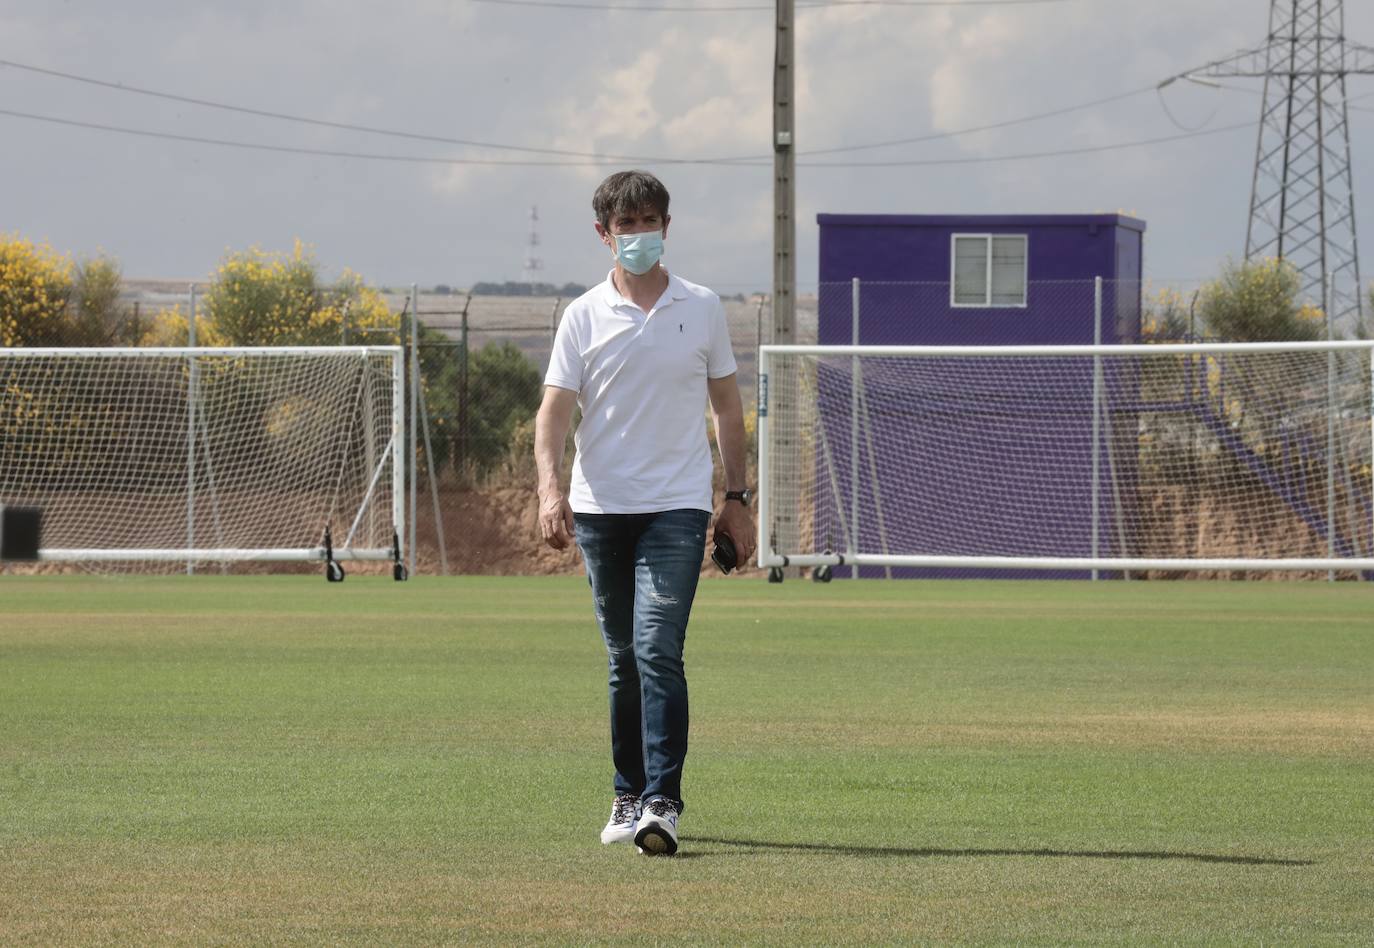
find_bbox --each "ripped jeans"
[573,508,709,810]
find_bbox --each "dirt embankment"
[426,483,1366,581]
[1135,484,1367,580]
[416,487,762,579]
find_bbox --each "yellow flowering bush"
[1141,286,1193,341]
[202,240,396,346]
[138,305,219,347]
[1,234,74,346]
[1198,258,1322,342]
[1,235,133,346]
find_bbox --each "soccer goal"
[0,346,405,578]
[757,341,1374,578]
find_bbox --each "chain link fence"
[400,291,817,575]
[6,271,1369,578]
[764,279,1372,580]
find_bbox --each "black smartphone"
[711,533,738,574]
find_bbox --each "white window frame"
[949,234,1029,309]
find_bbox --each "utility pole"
[773,0,796,346]
[1163,0,1374,335]
[769,0,798,579]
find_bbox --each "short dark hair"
[592,170,670,231]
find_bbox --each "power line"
[800,120,1255,166]
[467,0,1076,9]
[0,58,1182,164]
[0,104,1257,169]
[793,85,1156,157]
[0,107,614,166]
[1192,76,1374,114]
[0,57,685,164]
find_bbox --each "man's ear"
[662,215,671,239]
[593,221,611,246]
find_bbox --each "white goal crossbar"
[0,346,405,569]
[757,342,1374,574]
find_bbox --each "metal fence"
[396,289,810,576]
[7,275,1366,577]
[233,279,1362,577]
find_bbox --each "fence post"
[409,284,419,578]
[1092,277,1102,581]
[851,277,860,580]
[187,283,197,576]
[757,346,771,570]
[415,335,450,576]
[460,292,471,474]
[1326,272,1336,581]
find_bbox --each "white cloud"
[0,0,1369,291]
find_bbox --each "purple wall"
[818,213,1145,346]
[813,214,1146,579]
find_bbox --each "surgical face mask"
[612,230,664,275]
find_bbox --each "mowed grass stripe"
[1,576,1371,943]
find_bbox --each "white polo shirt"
[545,270,738,514]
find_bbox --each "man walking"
[535,170,755,856]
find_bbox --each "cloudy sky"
[2,0,1372,294]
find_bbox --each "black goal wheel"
[812,565,833,583]
[393,562,409,582]
[767,567,784,584]
[326,561,346,582]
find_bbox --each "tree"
[1,234,73,346]
[467,342,542,476]
[418,340,542,481]
[1141,286,1194,342]
[1198,258,1325,342]
[0,235,128,347]
[70,257,125,345]
[201,241,396,346]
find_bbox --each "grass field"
[1,576,1371,944]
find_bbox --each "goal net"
[0,347,403,572]
[758,342,1374,577]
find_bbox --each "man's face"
[595,206,670,250]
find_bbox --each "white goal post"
[0,346,405,573]
[757,341,1374,575]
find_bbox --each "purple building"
[812,213,1147,579]
[819,213,1145,344]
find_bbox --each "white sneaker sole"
[633,820,678,856]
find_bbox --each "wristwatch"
[725,488,754,507]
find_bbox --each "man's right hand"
[538,490,576,550]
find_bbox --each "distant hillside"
[467,281,590,298]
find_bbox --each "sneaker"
[633,797,680,856]
[600,793,640,845]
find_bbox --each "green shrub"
[202,241,395,346]
[1198,258,1324,342]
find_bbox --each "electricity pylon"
[522,205,543,286]
[1165,1,1374,334]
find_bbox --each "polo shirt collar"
[601,269,689,311]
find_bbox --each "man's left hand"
[714,499,756,568]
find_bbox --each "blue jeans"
[574,508,709,811]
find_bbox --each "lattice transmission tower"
[1169,1,1374,334]
[522,205,544,286]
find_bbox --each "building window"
[950,234,1027,307]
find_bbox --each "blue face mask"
[612,231,664,275]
